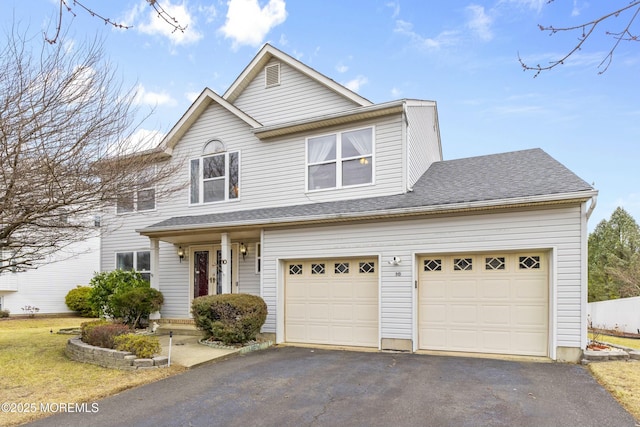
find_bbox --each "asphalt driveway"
[27,346,636,427]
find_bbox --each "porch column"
[220,233,231,294]
[149,238,161,320]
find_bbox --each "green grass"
[0,317,185,426]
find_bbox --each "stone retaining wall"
[66,337,168,370]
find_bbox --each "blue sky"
[2,0,638,228]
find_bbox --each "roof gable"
[160,88,261,152]
[223,44,372,107]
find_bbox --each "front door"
[190,244,239,300]
[193,250,211,298]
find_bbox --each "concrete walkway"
[157,334,238,368]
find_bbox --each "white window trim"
[114,250,151,280]
[189,151,241,205]
[255,242,261,274]
[305,126,375,192]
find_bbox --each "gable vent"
[265,63,280,88]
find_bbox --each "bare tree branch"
[45,0,187,44]
[520,1,640,77]
[0,28,185,273]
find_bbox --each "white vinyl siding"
[0,237,99,314]
[406,105,442,188]
[234,59,361,126]
[153,104,406,220]
[261,205,585,353]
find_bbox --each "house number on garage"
[395,272,401,277]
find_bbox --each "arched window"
[190,139,239,204]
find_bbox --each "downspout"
[586,195,598,219]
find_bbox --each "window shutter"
[265,63,280,87]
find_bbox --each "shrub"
[82,321,130,349]
[114,333,160,358]
[191,293,267,345]
[21,305,39,317]
[88,270,164,328]
[80,319,109,342]
[65,286,98,317]
[109,287,164,329]
[0,309,9,318]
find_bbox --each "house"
[0,236,100,315]
[101,44,597,362]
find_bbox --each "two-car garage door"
[285,258,378,348]
[284,252,548,357]
[418,253,548,356]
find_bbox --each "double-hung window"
[307,127,373,191]
[116,168,156,214]
[190,151,239,204]
[116,251,151,282]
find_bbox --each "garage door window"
[485,257,506,270]
[453,258,473,271]
[334,262,349,274]
[519,256,541,269]
[359,262,375,273]
[311,263,325,274]
[289,264,303,275]
[424,259,442,272]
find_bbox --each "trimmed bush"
[191,293,267,345]
[114,333,160,359]
[0,309,9,318]
[82,321,130,349]
[109,286,164,328]
[81,319,109,342]
[88,270,164,328]
[65,286,98,317]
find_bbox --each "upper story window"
[190,140,239,204]
[306,127,373,191]
[116,168,156,214]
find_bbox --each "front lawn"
[0,317,185,426]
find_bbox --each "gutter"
[137,189,597,236]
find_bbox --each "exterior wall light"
[177,246,184,263]
[240,243,247,260]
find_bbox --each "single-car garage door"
[285,258,378,348]
[418,253,548,356]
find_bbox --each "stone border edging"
[66,337,168,370]
[198,339,273,353]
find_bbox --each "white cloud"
[343,75,368,92]
[465,4,494,41]
[335,62,349,73]
[199,4,218,23]
[185,91,201,102]
[386,1,400,19]
[394,19,460,50]
[390,87,402,98]
[498,0,546,13]
[134,84,177,107]
[123,1,203,46]
[220,0,287,49]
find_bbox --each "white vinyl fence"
[588,296,640,334]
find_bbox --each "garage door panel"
[449,329,478,349]
[480,279,511,299]
[308,303,330,321]
[421,304,446,323]
[514,305,547,327]
[449,280,478,298]
[480,305,511,325]
[482,331,511,352]
[286,258,378,348]
[419,252,548,357]
[449,304,477,324]
[515,279,547,299]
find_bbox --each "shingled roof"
[139,148,595,234]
